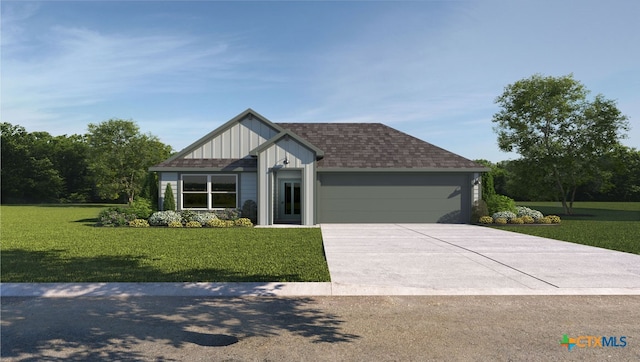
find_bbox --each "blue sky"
[2,1,638,162]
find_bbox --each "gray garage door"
[317,172,470,223]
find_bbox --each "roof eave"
[316,167,490,173]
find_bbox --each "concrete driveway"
[320,224,640,295]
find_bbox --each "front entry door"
[278,179,301,222]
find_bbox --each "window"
[211,175,237,208]
[181,174,237,210]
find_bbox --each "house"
[149,109,488,225]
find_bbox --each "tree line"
[1,120,172,205]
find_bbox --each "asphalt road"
[2,296,639,361]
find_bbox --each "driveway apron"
[320,224,640,295]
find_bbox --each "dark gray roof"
[153,158,256,170]
[277,123,483,169]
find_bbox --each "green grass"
[1,205,330,282]
[496,202,640,254]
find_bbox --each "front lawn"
[495,202,640,255]
[1,205,330,282]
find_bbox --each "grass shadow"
[0,249,310,283]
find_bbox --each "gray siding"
[183,116,279,159]
[240,172,257,207]
[317,172,471,223]
[256,138,316,225]
[158,172,178,210]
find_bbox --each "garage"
[317,172,472,223]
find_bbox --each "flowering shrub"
[206,219,234,228]
[546,215,561,224]
[234,218,254,227]
[148,211,182,226]
[214,208,240,221]
[185,221,202,228]
[491,211,516,221]
[515,206,544,220]
[180,210,198,223]
[494,217,508,225]
[536,216,552,224]
[168,221,183,228]
[191,212,217,226]
[509,217,524,224]
[129,219,150,228]
[478,216,493,224]
[521,215,535,224]
[97,207,137,227]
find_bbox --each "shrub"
[486,194,517,215]
[185,221,202,228]
[241,200,258,224]
[180,210,197,223]
[129,219,150,228]
[547,215,561,224]
[515,206,544,220]
[215,208,240,221]
[510,217,524,224]
[478,216,493,224]
[148,211,182,226]
[494,217,508,225]
[130,198,153,219]
[471,200,489,223]
[163,184,176,211]
[191,212,217,226]
[234,218,254,227]
[492,211,517,221]
[206,219,234,228]
[97,207,137,227]
[521,215,535,224]
[168,221,183,228]
[536,216,552,224]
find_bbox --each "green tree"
[87,119,172,204]
[163,183,176,211]
[586,145,640,201]
[1,123,64,203]
[492,74,629,214]
[473,159,496,200]
[48,134,94,202]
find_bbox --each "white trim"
[180,174,238,210]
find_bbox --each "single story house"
[150,109,488,225]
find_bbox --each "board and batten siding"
[183,117,279,159]
[158,172,178,210]
[256,137,316,225]
[240,172,257,207]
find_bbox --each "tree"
[492,74,629,214]
[163,183,176,211]
[1,123,64,203]
[473,159,496,201]
[584,145,640,201]
[87,119,172,204]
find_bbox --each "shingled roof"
[277,123,483,169]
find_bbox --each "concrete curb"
[3,282,640,297]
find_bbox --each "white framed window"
[181,174,238,210]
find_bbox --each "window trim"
[181,174,238,210]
